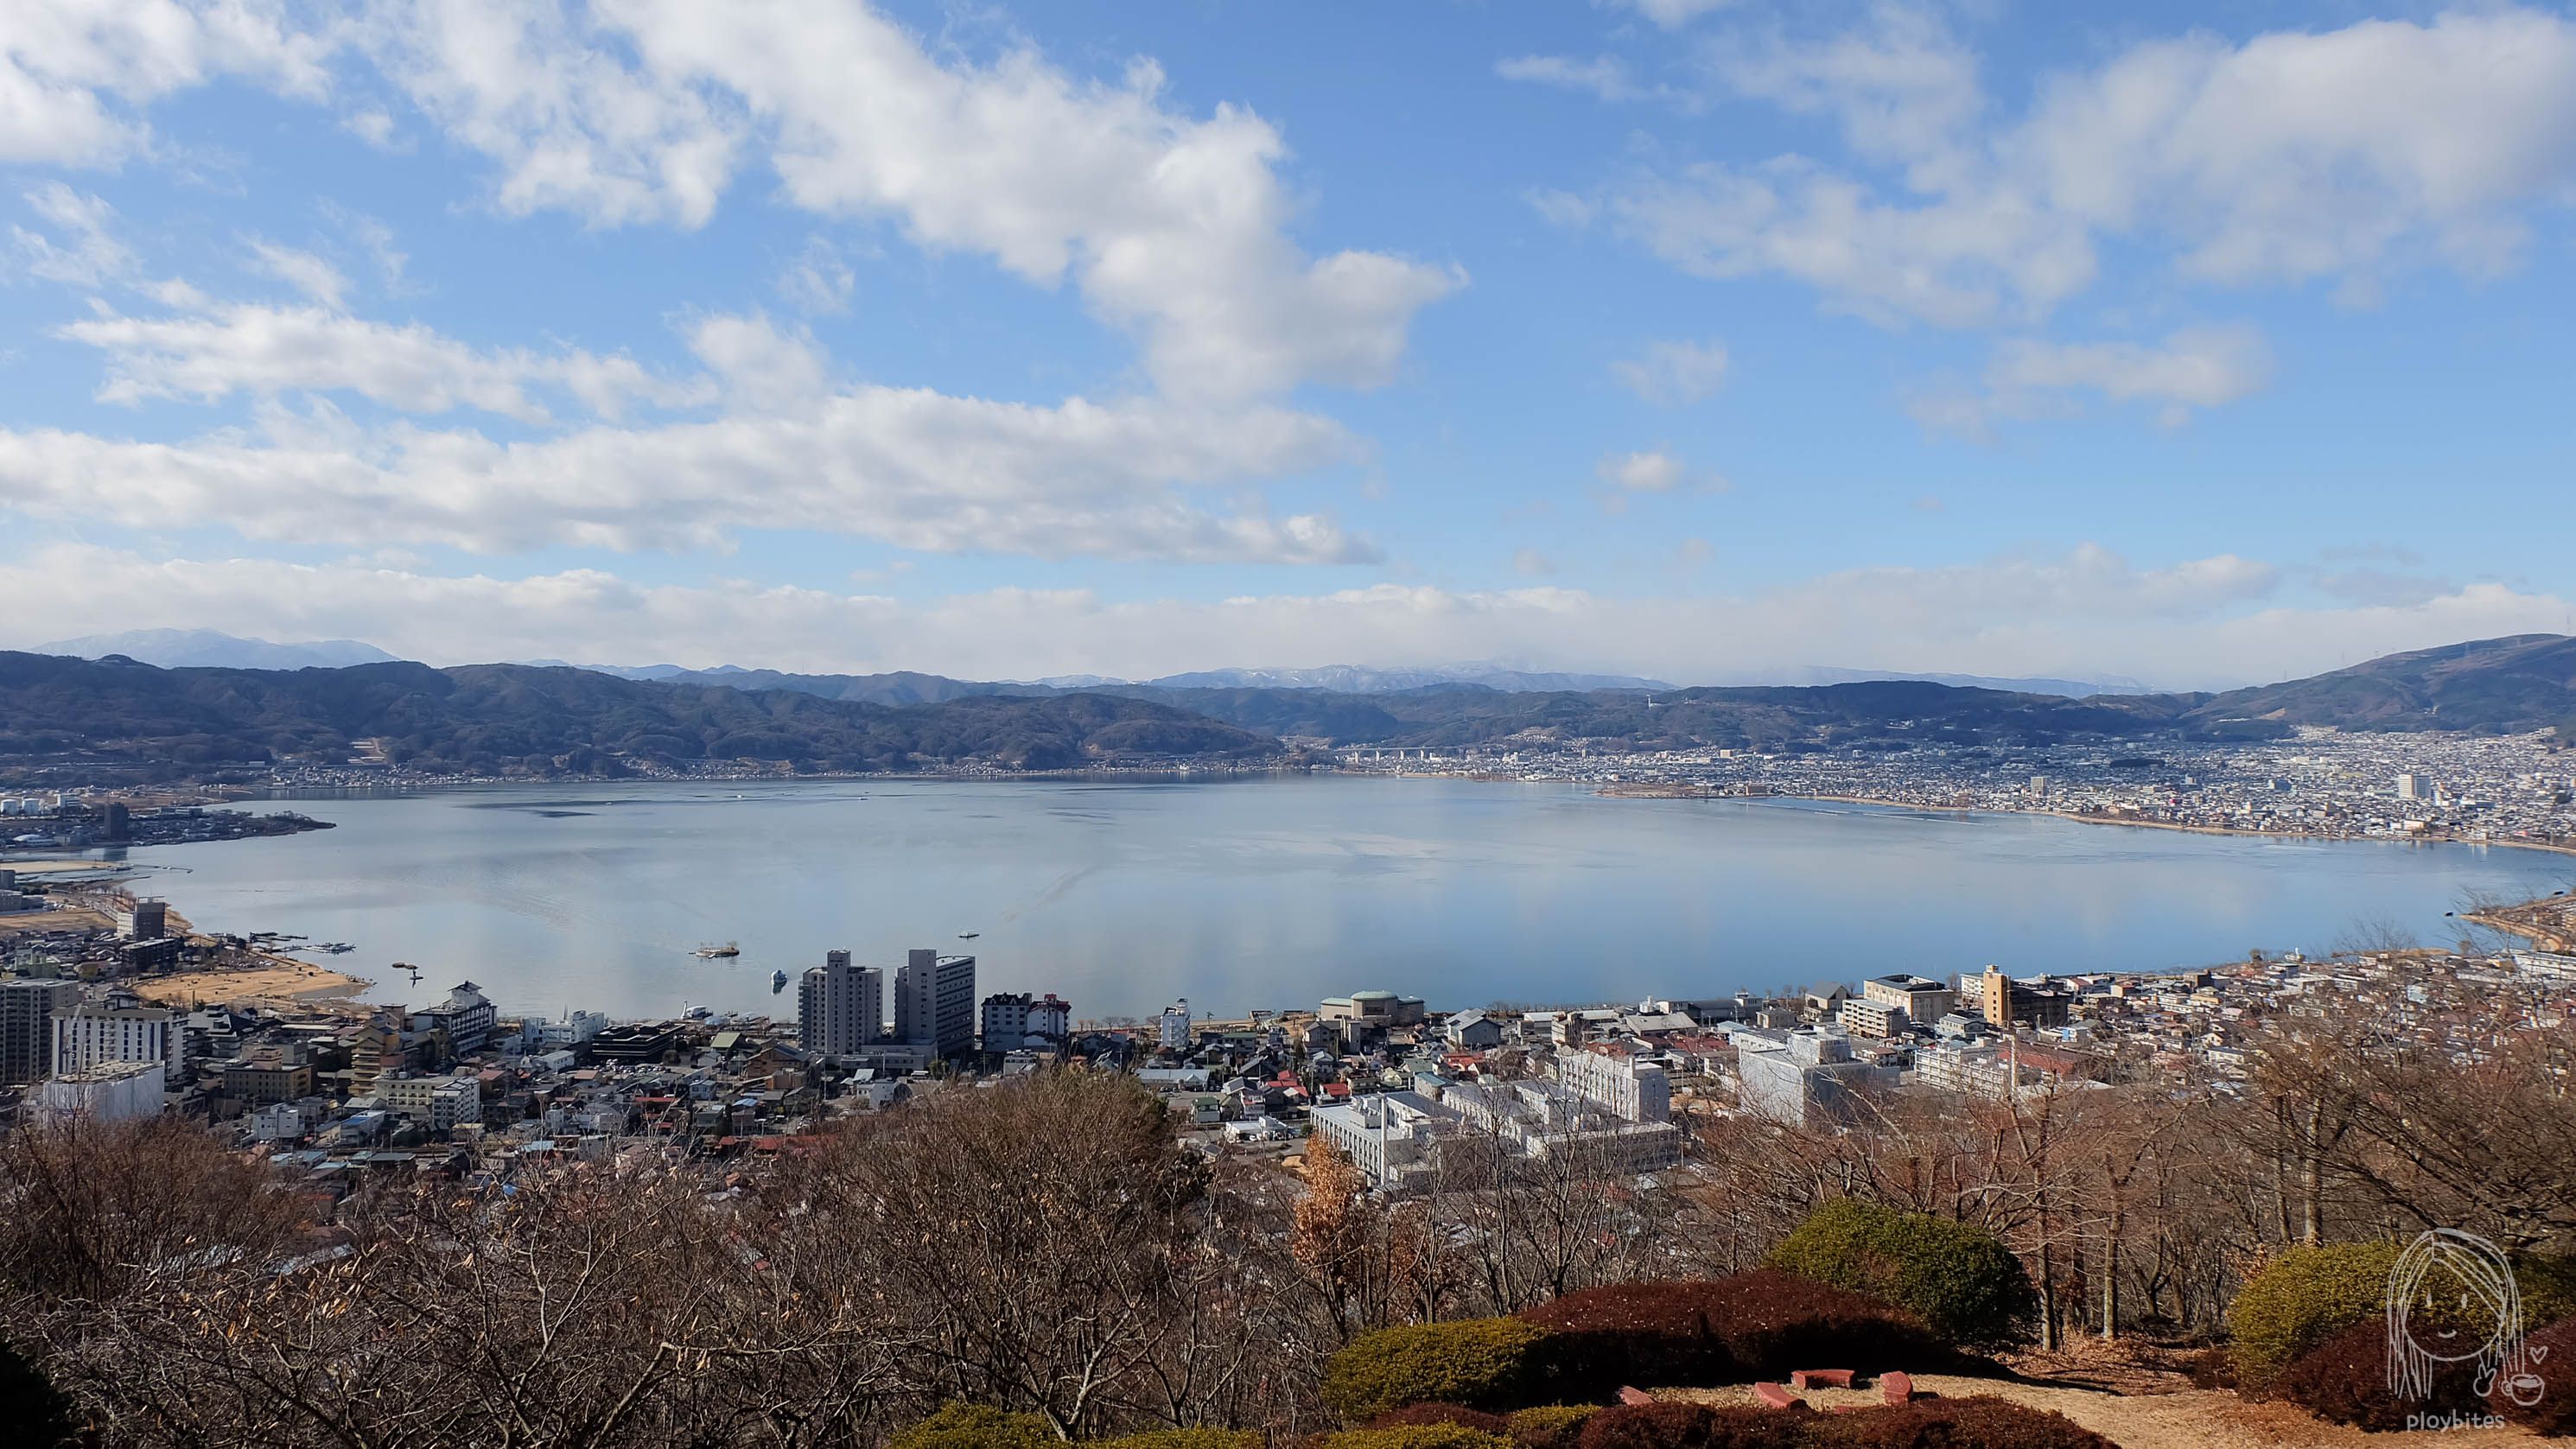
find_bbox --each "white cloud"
[343,0,1457,402]
[1911,324,2274,438]
[1496,55,1651,105]
[1597,448,1688,494]
[10,182,135,287]
[1512,548,1556,577]
[1617,0,1736,30]
[777,233,854,315]
[0,385,1369,562]
[0,0,334,167]
[3,542,2546,690]
[1612,338,1730,404]
[1568,7,2576,326]
[244,237,351,308]
[58,301,708,423]
[685,311,829,412]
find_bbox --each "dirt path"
[1664,1376,2552,1447]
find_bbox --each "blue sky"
[2,0,2571,687]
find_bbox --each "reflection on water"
[116,777,2576,1021]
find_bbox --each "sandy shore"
[131,957,372,1008]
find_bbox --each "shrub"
[2276,1318,2483,1432]
[2228,1240,2576,1393]
[1802,1399,2118,1449]
[1102,1433,1261,1449]
[1574,1402,1787,1449]
[1573,1399,2114,1449]
[1310,1426,1520,1449]
[1522,1272,1950,1393]
[888,1404,1059,1449]
[1322,1319,1554,1422]
[2487,1314,2576,1437]
[1765,1199,2036,1350]
[1505,1405,1598,1449]
[2226,1242,2405,1390]
[1365,1406,1513,1436]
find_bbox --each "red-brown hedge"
[2486,1314,2576,1436]
[1573,1399,2113,1449]
[2275,1318,2483,1432]
[1520,1272,1949,1394]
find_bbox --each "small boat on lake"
[694,941,740,959]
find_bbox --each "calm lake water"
[111,777,2576,1022]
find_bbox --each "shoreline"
[1593,782,2576,861]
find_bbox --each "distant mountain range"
[5,633,2566,780]
[36,628,399,671]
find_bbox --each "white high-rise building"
[1553,1048,1671,1123]
[894,950,976,1058]
[1158,999,1193,1052]
[800,950,884,1058]
[52,986,179,1076]
[2398,772,2423,801]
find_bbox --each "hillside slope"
[2185,634,2576,734]
[0,653,1278,777]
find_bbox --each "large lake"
[113,778,2576,1022]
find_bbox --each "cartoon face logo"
[2386,1228,2545,1408]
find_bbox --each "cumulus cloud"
[1612,338,1730,404]
[2,542,2548,690]
[348,0,1458,401]
[0,383,1370,561]
[58,301,710,422]
[1594,448,1723,510]
[1909,324,2274,438]
[6,2,1455,404]
[1561,6,2576,326]
[0,0,334,166]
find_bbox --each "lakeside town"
[1339,726,2576,855]
[5,838,2572,1192]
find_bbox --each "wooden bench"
[1790,1369,1855,1390]
[1753,1382,1806,1411]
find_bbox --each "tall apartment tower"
[52,986,179,1075]
[2397,772,2423,802]
[0,977,80,1084]
[894,949,976,1058]
[799,950,883,1058]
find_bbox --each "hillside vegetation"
[0,652,1277,778]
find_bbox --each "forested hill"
[0,653,1279,777]
[2182,633,2576,736]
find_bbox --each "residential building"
[1735,1028,1890,1127]
[32,1060,163,1122]
[1862,974,1956,1024]
[1839,996,1908,1039]
[1978,967,2072,1030]
[800,950,884,1058]
[113,897,168,941]
[1310,1090,1463,1192]
[52,986,178,1076]
[0,977,79,1084]
[978,992,1071,1050]
[893,950,976,1058]
[1444,1011,1504,1051]
[222,1058,314,1105]
[1554,1047,1672,1122]
[1158,999,1193,1052]
[413,982,497,1056]
[380,1073,484,1130]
